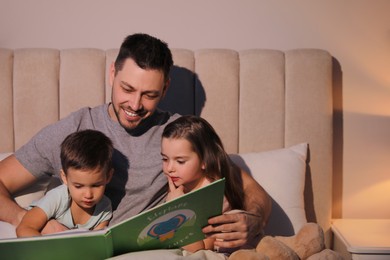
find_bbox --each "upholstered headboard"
[0,48,333,245]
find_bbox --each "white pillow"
[229,143,308,236]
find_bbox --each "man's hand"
[0,155,37,226]
[41,219,69,235]
[202,210,263,249]
[166,176,185,202]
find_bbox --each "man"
[0,33,271,251]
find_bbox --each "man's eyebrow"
[120,81,133,88]
[120,81,161,95]
[144,90,161,95]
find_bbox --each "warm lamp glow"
[345,179,390,217]
[355,179,390,198]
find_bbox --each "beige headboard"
[0,48,333,245]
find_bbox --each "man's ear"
[161,78,171,98]
[60,170,68,185]
[109,62,116,87]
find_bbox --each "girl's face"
[161,137,207,192]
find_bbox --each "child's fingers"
[167,176,176,192]
[176,185,184,194]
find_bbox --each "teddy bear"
[229,223,344,260]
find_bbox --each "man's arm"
[0,155,70,234]
[202,170,272,248]
[241,170,272,228]
[0,155,36,226]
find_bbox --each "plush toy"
[229,223,343,260]
[255,236,299,259]
[307,249,344,260]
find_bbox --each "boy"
[16,130,113,237]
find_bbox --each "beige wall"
[1,0,389,219]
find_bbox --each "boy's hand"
[41,219,69,234]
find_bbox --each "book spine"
[104,230,114,258]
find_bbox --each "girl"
[161,115,245,253]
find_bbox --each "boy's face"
[161,137,206,193]
[61,167,112,211]
[109,58,168,131]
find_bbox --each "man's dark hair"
[60,130,113,176]
[114,33,173,81]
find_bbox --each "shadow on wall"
[332,57,344,219]
[304,146,316,225]
[158,65,205,116]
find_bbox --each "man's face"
[109,58,168,131]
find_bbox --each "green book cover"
[0,178,225,260]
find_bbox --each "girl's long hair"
[162,115,244,209]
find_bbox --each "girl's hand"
[166,176,185,201]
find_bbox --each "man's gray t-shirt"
[15,104,180,225]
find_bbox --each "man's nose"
[128,93,142,111]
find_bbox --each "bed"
[0,47,333,257]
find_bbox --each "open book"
[0,178,225,260]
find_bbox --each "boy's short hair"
[60,130,113,176]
